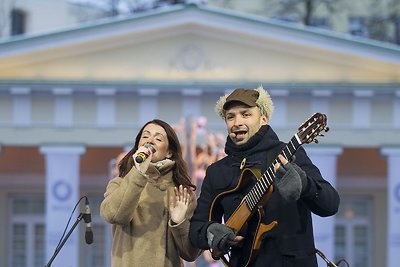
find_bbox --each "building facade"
[1,3,400,267]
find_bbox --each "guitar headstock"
[297,113,329,144]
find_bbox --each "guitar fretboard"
[245,134,302,211]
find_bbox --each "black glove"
[206,223,236,251]
[275,162,308,203]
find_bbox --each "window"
[348,17,368,37]
[309,17,330,30]
[9,194,110,267]
[10,9,26,35]
[9,196,45,267]
[334,196,372,267]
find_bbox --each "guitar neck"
[244,133,303,211]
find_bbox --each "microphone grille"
[145,144,156,153]
[85,230,94,244]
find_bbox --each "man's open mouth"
[233,130,247,139]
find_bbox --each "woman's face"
[138,123,172,162]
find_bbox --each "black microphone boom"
[315,249,338,267]
[44,196,93,267]
[135,144,156,163]
[83,198,94,245]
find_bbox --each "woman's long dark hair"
[118,119,196,190]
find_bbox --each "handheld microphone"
[83,198,93,245]
[135,144,156,163]
[229,133,236,139]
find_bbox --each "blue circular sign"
[52,180,72,201]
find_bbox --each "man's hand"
[274,155,307,202]
[206,223,243,252]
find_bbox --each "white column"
[182,88,202,117]
[352,90,373,129]
[96,88,116,127]
[10,87,31,127]
[138,88,159,125]
[305,145,342,266]
[269,89,289,129]
[311,90,331,116]
[40,145,86,267]
[381,147,400,267]
[53,88,73,127]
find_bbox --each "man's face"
[225,104,269,145]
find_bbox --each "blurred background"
[0,0,400,267]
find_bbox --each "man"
[189,86,340,267]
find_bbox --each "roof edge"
[0,3,399,54]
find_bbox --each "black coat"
[189,125,340,267]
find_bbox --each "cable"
[53,196,88,253]
[336,259,350,267]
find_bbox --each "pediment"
[0,4,399,83]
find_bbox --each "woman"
[100,119,200,267]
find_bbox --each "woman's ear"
[166,151,173,159]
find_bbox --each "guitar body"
[209,167,278,267]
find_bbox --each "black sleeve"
[189,166,219,250]
[294,146,340,217]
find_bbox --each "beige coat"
[100,159,200,267]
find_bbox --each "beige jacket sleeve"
[169,199,201,261]
[100,166,147,226]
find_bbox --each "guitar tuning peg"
[325,127,330,132]
[319,134,325,137]
[314,139,319,144]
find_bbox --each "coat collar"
[146,159,175,190]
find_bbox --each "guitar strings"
[245,136,300,210]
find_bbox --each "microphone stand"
[315,248,338,267]
[44,212,85,267]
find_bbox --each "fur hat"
[215,85,274,119]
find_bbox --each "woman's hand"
[169,185,190,225]
[133,145,153,174]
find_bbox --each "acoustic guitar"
[208,112,329,267]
